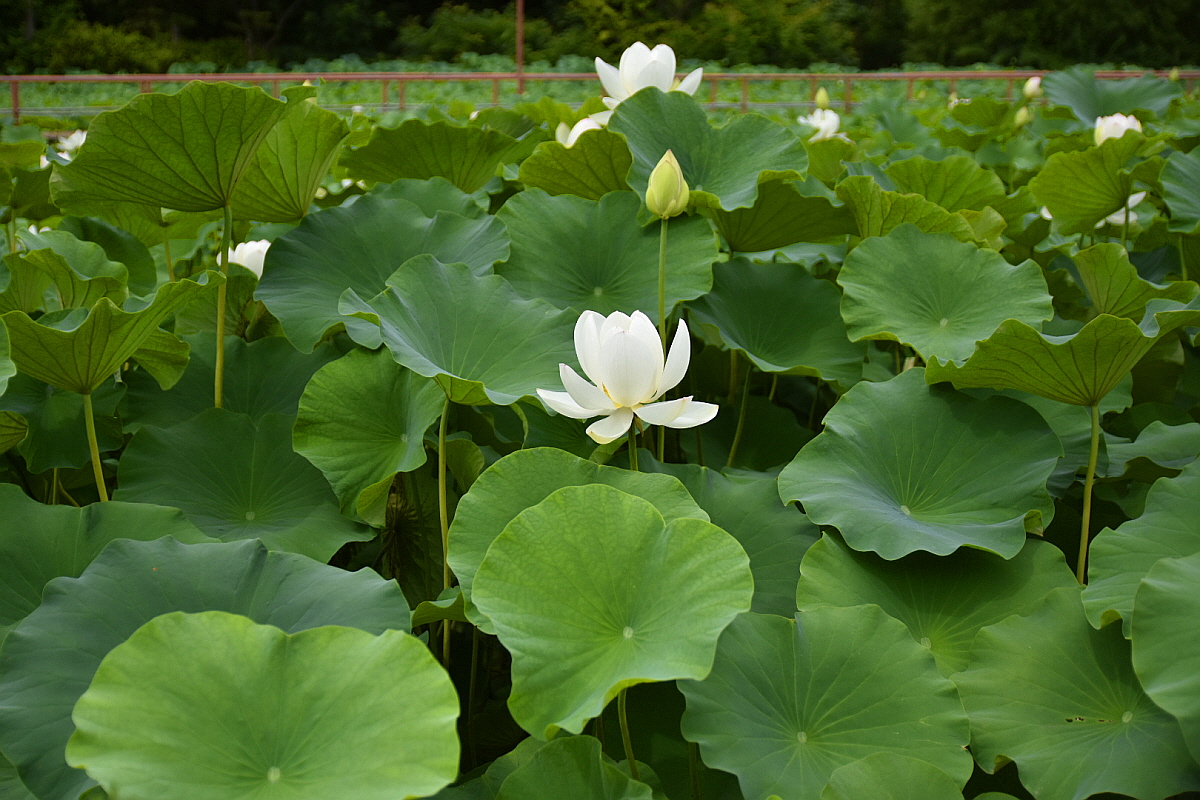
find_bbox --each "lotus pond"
[0,61,1199,800]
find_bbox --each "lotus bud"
[1170,67,1180,81]
[1014,106,1032,127]
[815,87,830,110]
[1023,76,1042,100]
[1094,113,1142,146]
[646,149,689,219]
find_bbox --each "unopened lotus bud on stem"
[646,149,689,219]
[814,86,830,109]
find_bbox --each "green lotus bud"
[815,87,831,110]
[646,149,689,219]
[1014,106,1032,127]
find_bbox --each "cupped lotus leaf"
[230,87,350,222]
[837,225,1053,363]
[1043,66,1181,121]
[66,612,457,800]
[55,216,157,296]
[0,142,45,170]
[644,458,819,617]
[15,229,129,286]
[0,375,124,473]
[796,535,1076,675]
[1084,459,1200,634]
[679,608,973,800]
[0,411,26,455]
[115,409,370,560]
[885,154,1008,214]
[706,177,856,253]
[925,297,1200,406]
[0,271,219,395]
[834,176,976,242]
[608,88,807,212]
[293,348,445,525]
[1073,243,1198,319]
[340,119,520,193]
[820,753,965,800]
[518,130,634,201]
[687,258,865,388]
[0,484,210,639]
[120,334,341,432]
[0,537,412,800]
[0,248,126,316]
[953,587,1200,800]
[1160,149,1200,235]
[51,81,286,212]
[448,447,708,631]
[779,369,1059,560]
[493,736,653,800]
[370,176,487,218]
[1028,132,1142,235]
[804,136,856,186]
[1102,420,1200,480]
[257,193,508,352]
[495,190,717,319]
[349,256,576,405]
[472,484,751,739]
[1131,551,1200,758]
[3,167,58,223]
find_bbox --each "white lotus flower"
[798,108,842,142]
[595,42,703,111]
[1099,191,1147,226]
[227,240,271,278]
[1023,76,1042,99]
[537,310,718,444]
[555,115,605,147]
[1094,113,1142,146]
[57,130,86,153]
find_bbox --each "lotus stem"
[726,359,752,469]
[627,430,640,472]
[1181,238,1190,282]
[618,688,639,780]
[82,393,108,502]
[1121,205,1129,250]
[6,220,16,254]
[48,468,58,505]
[214,204,232,408]
[467,627,480,769]
[688,741,703,800]
[438,396,452,665]
[768,374,778,402]
[808,378,823,429]
[164,238,175,283]
[1077,403,1101,584]
[658,217,669,347]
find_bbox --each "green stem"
[1077,404,1101,584]
[768,374,778,403]
[164,238,175,283]
[1180,237,1189,282]
[627,430,640,472]
[808,378,823,429]
[658,217,669,347]
[82,393,109,502]
[726,350,738,404]
[467,626,480,769]
[688,741,703,800]
[1121,204,1129,250]
[48,468,58,505]
[214,204,232,408]
[618,688,639,781]
[6,220,16,254]
[726,360,752,469]
[438,396,452,664]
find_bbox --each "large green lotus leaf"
[0,752,36,800]
[838,225,1053,363]
[370,176,487,218]
[706,177,856,253]
[608,88,807,212]
[687,258,864,388]
[679,608,973,800]
[51,81,286,212]
[779,369,1059,560]
[496,189,717,319]
[494,736,652,800]
[1,271,219,395]
[230,88,350,222]
[0,142,45,170]
[0,375,124,473]
[448,447,707,631]
[1073,243,1198,319]
[518,130,633,201]
[66,611,457,800]
[350,256,575,405]
[1084,459,1200,634]
[340,119,519,193]
[821,752,965,800]
[0,323,12,396]
[0,484,210,639]
[10,229,129,293]
[115,409,370,560]
[1043,66,1181,121]
[796,535,1076,675]
[1101,420,1200,480]
[834,176,976,242]
[0,248,125,316]
[1131,551,1200,759]
[1028,133,1142,235]
[953,587,1200,800]
[925,297,1200,406]
[257,193,508,352]
[0,537,411,800]
[884,155,1007,214]
[0,411,26,455]
[644,458,819,617]
[54,216,157,296]
[120,334,340,432]
[473,484,751,739]
[1161,150,1200,235]
[293,348,445,526]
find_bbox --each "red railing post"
[740,76,749,113]
[271,79,280,98]
[381,80,388,113]
[906,78,914,100]
[492,78,499,106]
[139,80,153,93]
[708,78,718,108]
[9,81,18,124]
[843,78,853,112]
[398,80,407,111]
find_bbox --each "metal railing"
[5,69,1197,122]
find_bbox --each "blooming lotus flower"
[798,109,843,143]
[56,130,86,153]
[1094,113,1142,146]
[595,42,703,111]
[555,115,605,147]
[1023,76,1042,99]
[227,240,271,278]
[537,310,718,444]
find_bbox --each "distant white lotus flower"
[798,108,842,142]
[537,310,718,444]
[1094,114,1142,145]
[57,130,86,153]
[595,42,703,111]
[1023,76,1042,99]
[1099,191,1147,227]
[555,115,605,147]
[227,240,271,278]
